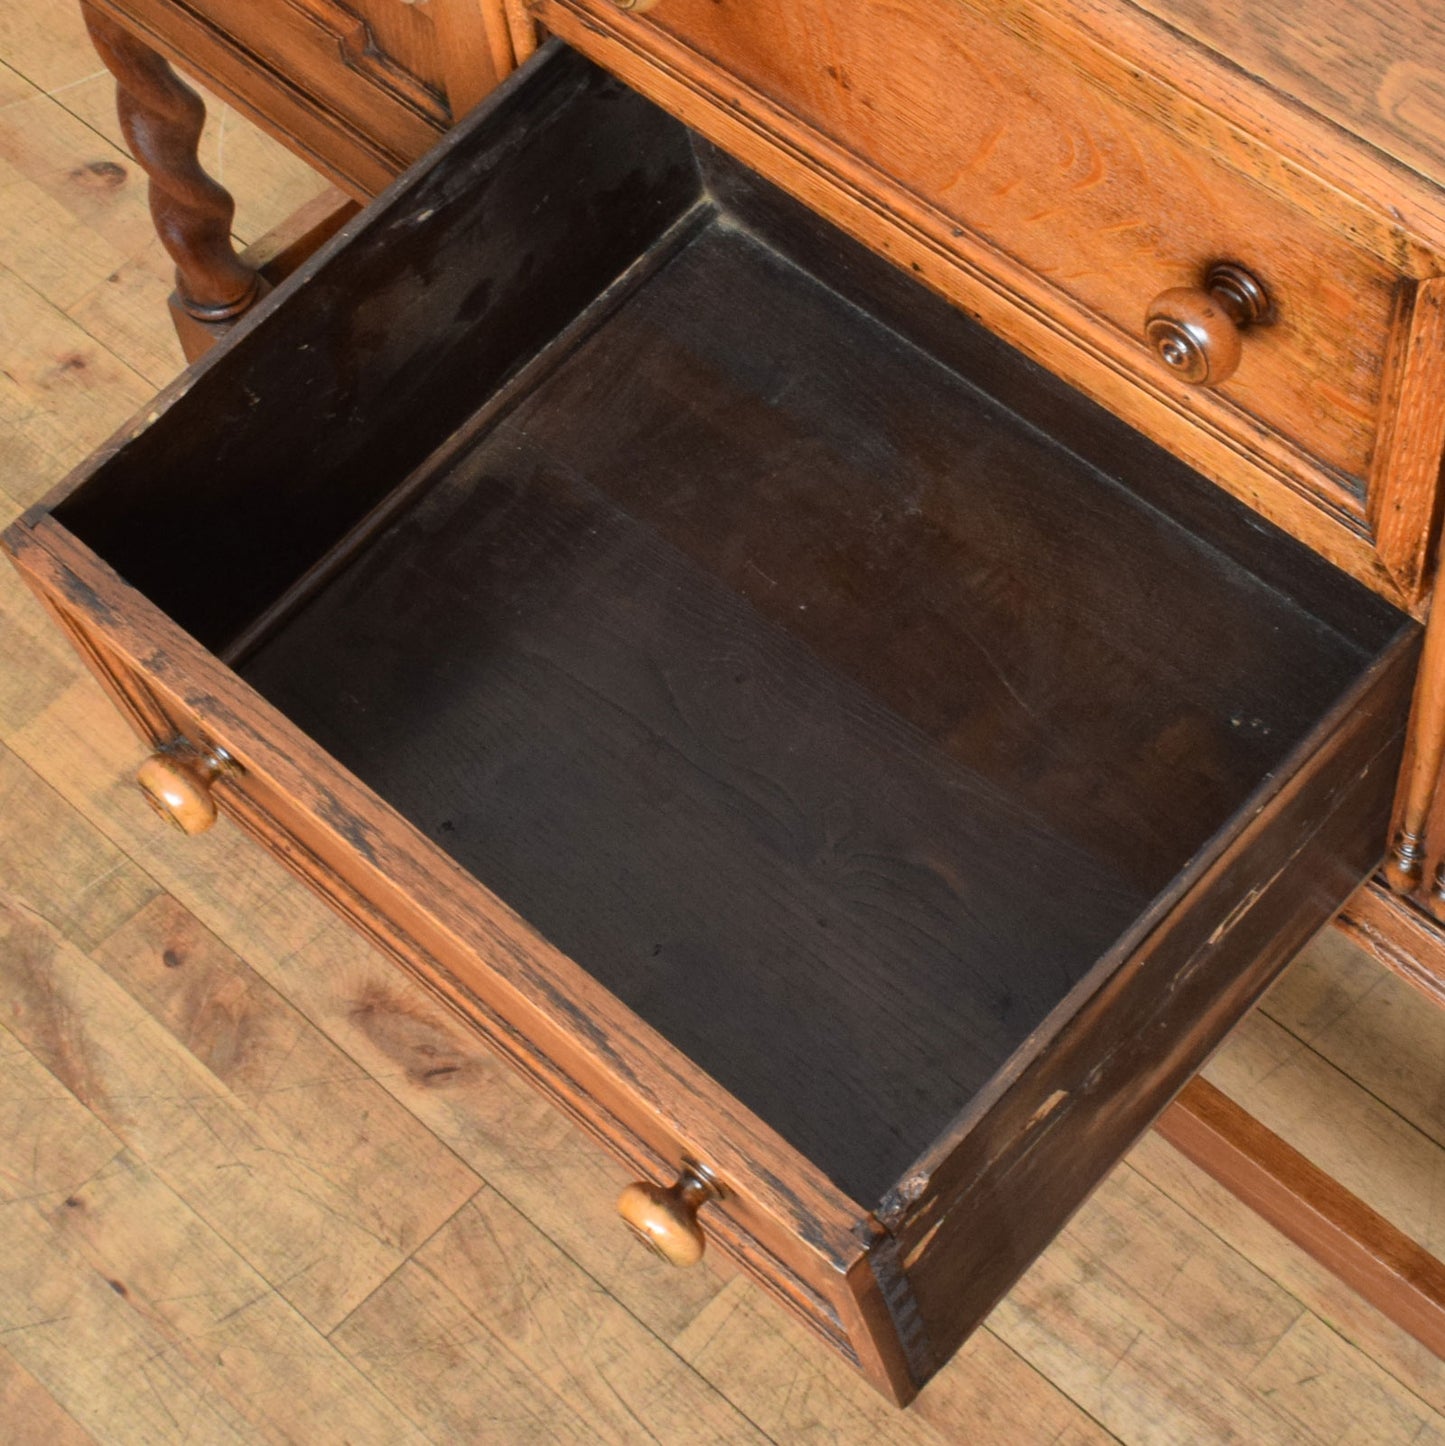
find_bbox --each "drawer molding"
[89,0,528,195]
[88,0,420,193]
[988,0,1445,277]
[1368,277,1445,598]
[1049,0,1445,270]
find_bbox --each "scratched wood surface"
[2,9,1445,1442]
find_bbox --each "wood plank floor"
[1,8,1443,1441]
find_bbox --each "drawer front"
[540,0,1445,604]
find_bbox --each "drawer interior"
[54,45,1410,1209]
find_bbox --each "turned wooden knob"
[617,1165,719,1267]
[1145,262,1270,388]
[136,743,231,835]
[608,0,664,11]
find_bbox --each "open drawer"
[3,42,1421,1404]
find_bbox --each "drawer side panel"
[889,635,1416,1364]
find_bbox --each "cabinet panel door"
[91,0,524,191]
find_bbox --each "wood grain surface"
[1135,0,1445,198]
[1158,1078,1445,1360]
[228,205,1398,1206]
[3,8,1445,1441]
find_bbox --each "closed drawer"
[96,0,510,192]
[4,45,1420,1404]
[538,0,1445,606]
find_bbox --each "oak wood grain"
[671,1278,1118,1445]
[85,0,519,196]
[1203,1010,1445,1261]
[81,3,259,322]
[0,1023,429,1443]
[1129,1125,1445,1417]
[0,1346,96,1446]
[1134,0,1445,199]
[409,1190,768,1442]
[990,1156,1445,1444]
[0,268,156,514]
[1259,926,1445,1152]
[0,888,483,1334]
[168,185,357,360]
[1339,881,1445,1009]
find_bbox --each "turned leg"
[81,2,260,339]
[1385,583,1445,916]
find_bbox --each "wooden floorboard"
[1158,1079,1445,1362]
[1,9,1443,1440]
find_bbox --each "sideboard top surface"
[1133,0,1445,196]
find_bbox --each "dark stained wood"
[1157,1077,1445,1362]
[54,50,706,653]
[2,42,1426,1403]
[82,1,259,324]
[233,263,1144,1201]
[892,648,1413,1366]
[169,187,360,362]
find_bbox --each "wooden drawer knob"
[1145,262,1270,388]
[617,1165,719,1267]
[608,0,664,11]
[136,743,232,835]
